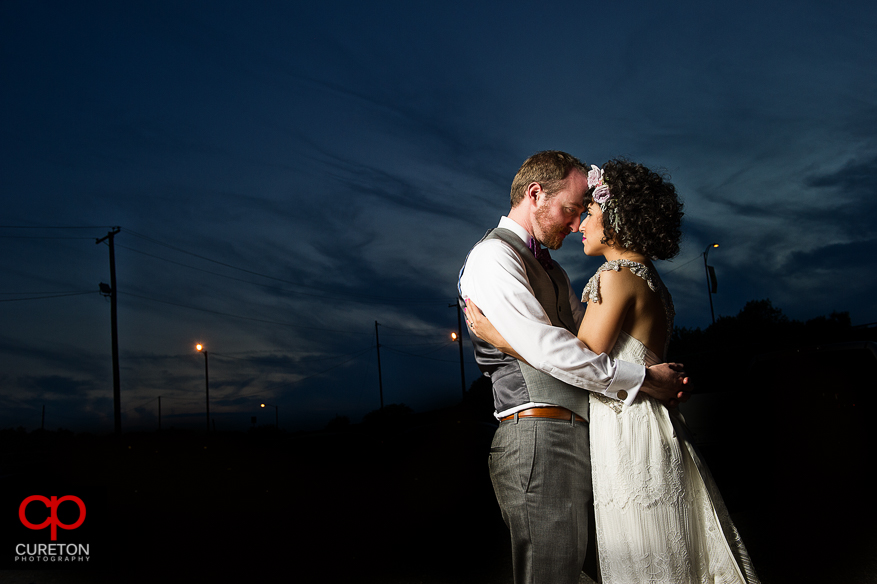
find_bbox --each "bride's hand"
[464,299,519,359]
[463,298,491,340]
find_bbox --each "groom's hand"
[641,363,691,407]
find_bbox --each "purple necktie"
[528,238,553,270]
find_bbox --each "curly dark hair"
[586,159,683,260]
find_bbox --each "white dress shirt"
[460,216,644,416]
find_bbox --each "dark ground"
[2,343,876,583]
[2,411,512,584]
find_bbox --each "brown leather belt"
[500,406,585,423]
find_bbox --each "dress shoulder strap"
[582,259,659,304]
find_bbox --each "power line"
[375,324,450,338]
[123,228,450,305]
[0,226,118,229]
[119,290,375,335]
[116,242,442,305]
[0,236,96,240]
[381,339,453,348]
[210,347,370,364]
[662,254,702,275]
[120,396,159,414]
[0,291,97,302]
[0,290,93,295]
[119,289,454,341]
[382,343,462,363]
[235,346,374,395]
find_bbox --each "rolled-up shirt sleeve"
[460,227,644,404]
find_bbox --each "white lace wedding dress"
[584,260,759,584]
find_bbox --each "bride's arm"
[577,269,635,355]
[468,267,635,362]
[464,299,527,363]
[581,270,691,406]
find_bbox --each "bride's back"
[618,262,670,359]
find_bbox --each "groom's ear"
[525,182,543,206]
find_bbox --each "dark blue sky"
[2,0,876,433]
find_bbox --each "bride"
[467,159,759,583]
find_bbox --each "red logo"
[19,495,86,541]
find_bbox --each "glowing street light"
[261,403,279,428]
[196,343,210,432]
[703,243,719,325]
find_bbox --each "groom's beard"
[535,205,569,250]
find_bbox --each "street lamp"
[196,344,210,432]
[703,243,719,324]
[449,302,466,399]
[261,403,279,429]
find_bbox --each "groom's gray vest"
[458,228,590,421]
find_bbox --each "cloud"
[3,1,877,432]
[806,154,877,237]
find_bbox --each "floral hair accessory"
[588,164,612,204]
[587,163,627,247]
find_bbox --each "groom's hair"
[510,150,588,208]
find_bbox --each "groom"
[457,150,688,584]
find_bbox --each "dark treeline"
[669,298,876,393]
[664,299,877,583]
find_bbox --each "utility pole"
[449,302,466,399]
[375,321,384,410]
[703,243,719,325]
[195,344,210,433]
[204,351,210,432]
[97,227,122,437]
[158,396,161,431]
[261,403,279,429]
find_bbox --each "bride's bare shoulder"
[585,267,639,309]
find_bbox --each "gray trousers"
[489,415,592,584]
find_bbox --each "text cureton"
[15,543,90,556]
